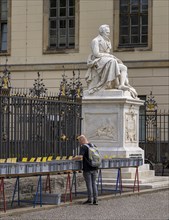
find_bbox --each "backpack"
[84,143,101,168]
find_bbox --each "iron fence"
[139,110,169,164]
[0,88,82,161]
[1,68,168,166]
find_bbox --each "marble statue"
[85,24,138,98]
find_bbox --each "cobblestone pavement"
[1,189,169,220]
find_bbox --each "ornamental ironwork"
[0,67,83,161]
[0,57,11,94]
[59,67,83,98]
[29,72,48,97]
[145,91,158,111]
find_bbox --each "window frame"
[113,0,152,52]
[0,0,11,55]
[43,0,79,54]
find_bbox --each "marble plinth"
[82,89,144,160]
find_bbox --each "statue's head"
[99,24,110,36]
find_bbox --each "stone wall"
[3,173,86,202]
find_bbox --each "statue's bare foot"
[118,85,129,91]
[89,88,97,94]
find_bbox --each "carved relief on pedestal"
[125,105,137,142]
[85,113,118,141]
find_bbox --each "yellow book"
[11,158,17,163]
[0,159,6,163]
[56,156,61,160]
[6,158,12,163]
[22,157,28,162]
[36,157,42,162]
[30,157,35,162]
[62,156,67,160]
[47,156,53,161]
[6,158,17,163]
[42,157,47,162]
[68,156,73,160]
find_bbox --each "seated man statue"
[85,24,138,98]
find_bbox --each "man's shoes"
[93,200,98,205]
[83,200,92,205]
[83,199,98,205]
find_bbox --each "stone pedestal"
[82,89,144,160]
[81,90,168,188]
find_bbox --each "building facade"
[0,0,168,110]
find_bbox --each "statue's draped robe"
[85,35,121,93]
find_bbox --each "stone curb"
[1,186,169,218]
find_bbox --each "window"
[113,0,152,51]
[43,0,79,53]
[0,0,10,54]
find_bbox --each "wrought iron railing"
[139,111,169,162]
[139,92,169,164]
[0,90,82,161]
[0,67,83,161]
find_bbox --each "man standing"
[77,135,99,205]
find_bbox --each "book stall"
[0,157,143,212]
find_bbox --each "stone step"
[140,181,169,189]
[98,182,151,190]
[102,176,169,183]
[99,176,169,189]
[98,182,169,190]
[101,169,155,179]
[101,176,169,184]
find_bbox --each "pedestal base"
[82,89,144,160]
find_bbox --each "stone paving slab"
[0,187,169,219]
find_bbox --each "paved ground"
[1,188,169,220]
